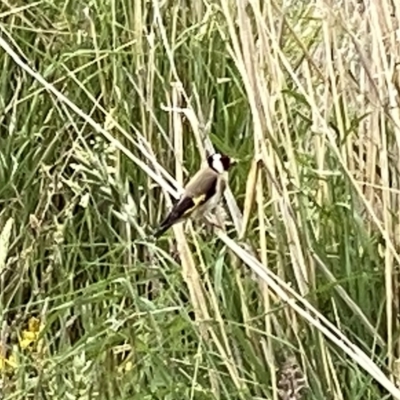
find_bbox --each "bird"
[154,152,236,237]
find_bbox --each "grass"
[0,0,400,399]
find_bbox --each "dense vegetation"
[1,0,400,399]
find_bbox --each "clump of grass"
[1,0,400,399]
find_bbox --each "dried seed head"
[277,355,307,400]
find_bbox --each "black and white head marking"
[207,153,232,174]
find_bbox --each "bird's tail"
[153,215,176,238]
[153,223,171,238]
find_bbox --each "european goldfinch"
[154,153,236,237]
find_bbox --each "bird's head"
[207,153,237,173]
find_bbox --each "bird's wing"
[155,170,219,236]
[184,168,219,202]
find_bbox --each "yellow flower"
[125,361,133,372]
[19,331,38,350]
[19,317,42,350]
[0,317,45,372]
[5,353,17,369]
[0,348,17,371]
[28,317,41,333]
[117,360,133,374]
